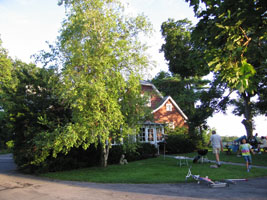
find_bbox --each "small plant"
[6,140,14,150]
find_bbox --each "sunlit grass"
[41,155,267,183]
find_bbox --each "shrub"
[19,145,102,173]
[164,135,195,154]
[108,145,124,164]
[124,142,141,162]
[6,140,14,150]
[109,142,158,164]
[137,143,158,159]
[21,141,159,173]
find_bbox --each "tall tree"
[0,60,71,169]
[152,71,224,136]
[0,38,16,148]
[159,19,220,135]
[160,18,209,78]
[186,0,267,138]
[0,38,13,103]
[37,0,152,167]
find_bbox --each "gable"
[140,80,163,98]
[152,96,188,120]
[141,81,163,109]
[140,81,188,129]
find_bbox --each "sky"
[0,0,266,137]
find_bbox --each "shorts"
[243,155,252,163]
[212,148,220,154]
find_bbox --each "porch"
[139,121,165,146]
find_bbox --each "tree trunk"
[241,92,253,139]
[188,122,195,137]
[100,139,110,168]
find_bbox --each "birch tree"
[37,0,152,167]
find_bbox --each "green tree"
[158,19,223,136]
[160,18,209,78]
[0,60,71,169]
[37,0,152,168]
[0,38,16,149]
[186,0,267,138]
[0,39,12,93]
[152,71,224,138]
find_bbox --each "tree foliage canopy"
[1,0,152,170]
[185,0,267,136]
[186,0,266,94]
[31,0,153,168]
[158,18,225,135]
[0,39,13,99]
[160,18,209,78]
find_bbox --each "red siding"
[141,84,188,129]
[153,100,188,128]
[141,85,162,109]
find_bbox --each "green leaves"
[160,18,209,78]
[0,39,14,98]
[25,0,153,168]
[186,0,267,137]
[190,0,266,94]
[236,59,256,94]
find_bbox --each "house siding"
[153,99,188,128]
[141,85,162,109]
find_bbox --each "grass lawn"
[41,155,267,184]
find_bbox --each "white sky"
[0,0,266,137]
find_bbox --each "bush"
[124,142,141,162]
[137,143,158,159]
[42,142,157,172]
[109,142,158,164]
[163,135,195,154]
[20,141,159,173]
[108,145,124,164]
[6,140,14,150]
[19,145,102,173]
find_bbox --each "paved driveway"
[0,154,267,200]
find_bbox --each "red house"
[139,81,188,145]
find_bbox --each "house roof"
[140,80,163,98]
[142,121,165,126]
[152,96,188,120]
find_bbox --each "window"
[168,122,175,129]
[148,128,154,141]
[147,96,151,107]
[157,128,163,141]
[166,103,172,111]
[139,128,146,142]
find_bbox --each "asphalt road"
[1,154,267,200]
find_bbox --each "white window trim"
[166,103,172,111]
[156,127,164,142]
[147,96,151,107]
[139,128,146,142]
[168,122,175,129]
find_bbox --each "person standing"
[208,130,223,167]
[248,133,258,150]
[258,136,267,154]
[239,138,255,172]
